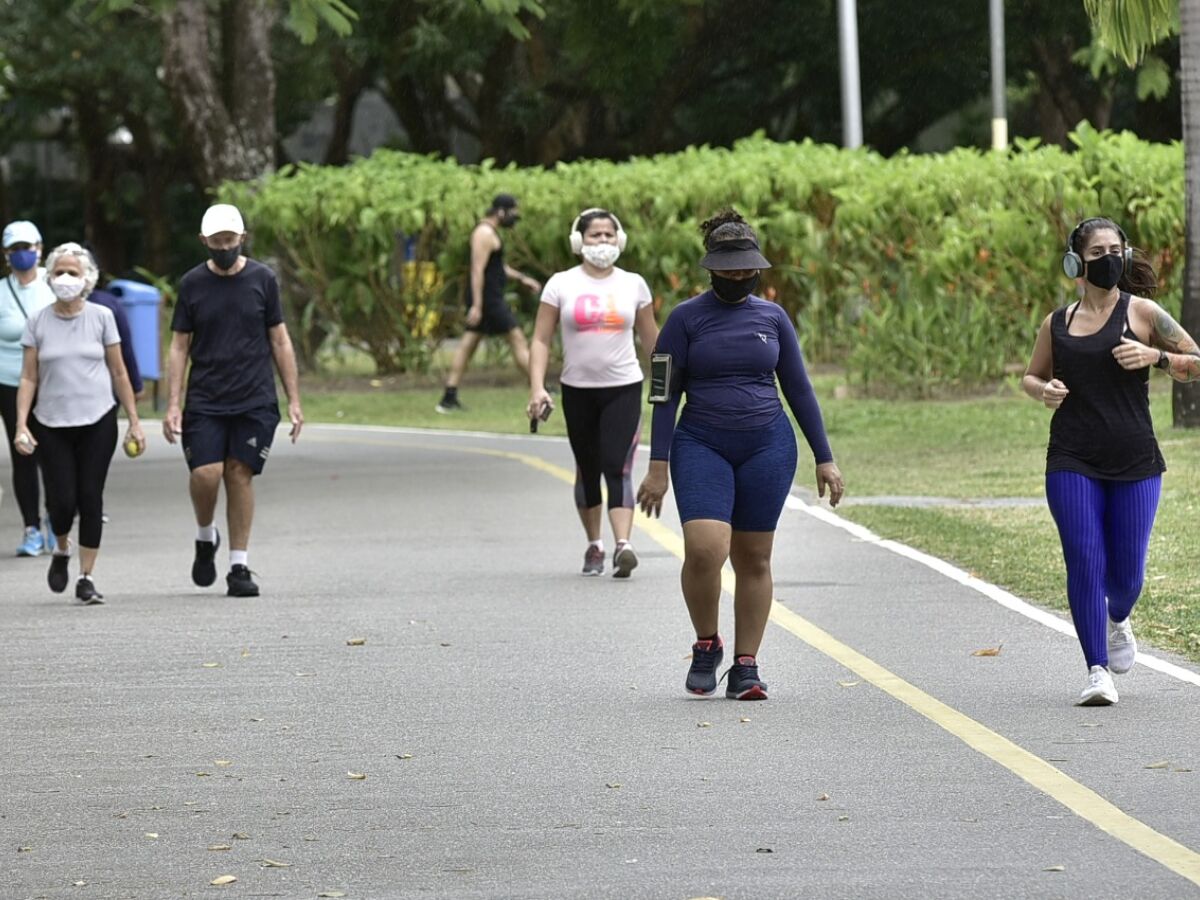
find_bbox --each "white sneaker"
[1077,665,1119,706]
[1108,616,1137,674]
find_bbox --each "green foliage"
[223,126,1184,388]
[1084,0,1179,65]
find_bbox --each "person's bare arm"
[105,343,145,453]
[1022,314,1068,408]
[1147,300,1200,382]
[504,263,541,294]
[13,346,39,453]
[269,322,304,442]
[633,304,659,366]
[163,331,191,443]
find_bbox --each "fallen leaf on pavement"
[210,875,237,885]
[396,754,413,760]
[208,844,232,851]
[346,638,366,646]
[755,847,773,853]
[837,815,849,822]
[816,793,830,801]
[260,858,291,868]
[347,772,367,780]
[971,644,1003,657]
[72,881,87,886]
[606,783,622,789]
[1043,866,1065,872]
[698,722,712,728]
[837,680,860,687]
[232,833,251,840]
[318,893,347,898]
[215,760,232,767]
[145,833,158,839]
[195,772,212,777]
[201,662,221,668]
[739,717,751,723]
[1145,761,1170,769]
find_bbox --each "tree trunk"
[73,98,127,275]
[323,52,373,166]
[1177,0,1200,426]
[161,0,278,188]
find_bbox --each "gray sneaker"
[1108,616,1137,674]
[581,545,604,576]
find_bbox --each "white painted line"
[786,494,1200,688]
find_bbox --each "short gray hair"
[44,242,100,297]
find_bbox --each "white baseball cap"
[200,204,246,237]
[3,220,42,247]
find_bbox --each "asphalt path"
[3,422,1200,900]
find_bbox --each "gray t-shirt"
[21,302,120,427]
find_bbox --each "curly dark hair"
[699,207,758,249]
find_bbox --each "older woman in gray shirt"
[12,243,144,604]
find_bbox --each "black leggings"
[31,407,118,548]
[0,383,42,528]
[561,381,642,510]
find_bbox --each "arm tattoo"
[1153,307,1200,382]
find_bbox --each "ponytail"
[1120,247,1158,299]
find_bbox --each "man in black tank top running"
[1023,216,1200,707]
[437,194,542,413]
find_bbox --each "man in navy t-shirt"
[163,204,303,597]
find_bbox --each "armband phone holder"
[649,353,672,404]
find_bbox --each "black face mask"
[208,244,242,270]
[1085,253,1123,290]
[711,273,759,304]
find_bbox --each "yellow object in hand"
[124,437,143,458]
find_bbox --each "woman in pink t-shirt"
[527,209,659,577]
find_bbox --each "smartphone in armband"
[648,353,672,404]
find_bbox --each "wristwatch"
[1156,350,1171,370]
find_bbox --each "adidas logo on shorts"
[246,436,258,448]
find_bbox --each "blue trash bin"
[108,279,162,381]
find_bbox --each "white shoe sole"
[1077,688,1118,706]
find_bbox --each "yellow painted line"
[313,431,1200,885]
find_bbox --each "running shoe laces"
[685,637,725,695]
[722,655,769,701]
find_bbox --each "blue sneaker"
[17,526,45,557]
[685,636,725,696]
[723,655,769,701]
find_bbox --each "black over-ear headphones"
[1062,218,1134,279]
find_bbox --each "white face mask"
[50,274,86,300]
[581,243,621,269]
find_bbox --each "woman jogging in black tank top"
[1023,217,1200,706]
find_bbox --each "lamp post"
[838,0,863,148]
[990,0,1008,149]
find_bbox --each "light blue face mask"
[8,249,37,272]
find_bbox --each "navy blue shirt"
[650,291,832,463]
[88,288,143,393]
[171,259,284,415]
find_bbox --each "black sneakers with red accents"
[723,656,768,700]
[685,636,725,695]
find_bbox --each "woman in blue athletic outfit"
[1023,217,1200,706]
[636,209,844,700]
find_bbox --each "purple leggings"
[1045,470,1161,669]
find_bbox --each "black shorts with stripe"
[181,404,282,475]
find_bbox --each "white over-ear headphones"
[569,208,627,255]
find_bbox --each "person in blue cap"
[637,208,844,701]
[0,220,55,557]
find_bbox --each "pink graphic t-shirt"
[539,265,652,388]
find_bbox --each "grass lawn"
[300,369,1200,663]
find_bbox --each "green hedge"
[222,124,1184,392]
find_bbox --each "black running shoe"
[75,576,104,605]
[192,529,220,587]
[226,564,260,597]
[47,552,70,594]
[434,395,464,414]
[723,655,769,700]
[685,636,725,695]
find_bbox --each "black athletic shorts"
[182,404,282,475]
[463,294,519,335]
